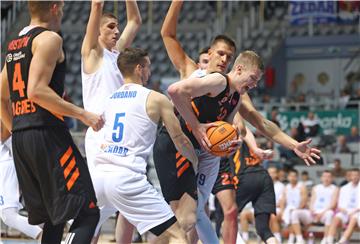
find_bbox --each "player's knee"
[1,208,18,227]
[177,213,196,233]
[324,210,334,226]
[223,204,238,222]
[255,219,273,242]
[290,210,300,224]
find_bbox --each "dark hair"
[288,168,298,175]
[351,168,360,172]
[196,46,210,63]
[211,35,236,52]
[28,1,58,19]
[117,47,148,77]
[301,171,308,176]
[322,170,332,175]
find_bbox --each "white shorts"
[197,150,220,210]
[84,127,101,176]
[0,159,21,211]
[335,211,351,226]
[93,167,174,234]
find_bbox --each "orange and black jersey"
[6,27,66,131]
[179,73,240,148]
[233,142,263,177]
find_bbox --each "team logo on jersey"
[6,53,12,63]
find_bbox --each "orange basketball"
[206,121,238,157]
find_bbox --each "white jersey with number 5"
[95,83,156,174]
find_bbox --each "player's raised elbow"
[167,83,182,100]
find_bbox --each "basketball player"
[279,169,308,244]
[160,1,320,243]
[326,168,359,244]
[0,123,42,240]
[212,127,273,241]
[268,166,285,243]
[92,47,198,244]
[236,165,285,244]
[197,47,210,70]
[290,170,338,244]
[81,0,141,242]
[0,1,104,243]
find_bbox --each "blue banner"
[289,1,338,25]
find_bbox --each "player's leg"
[213,157,238,244]
[327,213,346,244]
[252,170,277,243]
[291,209,311,244]
[239,209,254,242]
[115,213,134,244]
[195,152,221,244]
[270,213,282,243]
[41,222,66,244]
[255,213,279,244]
[321,209,334,243]
[153,130,197,237]
[216,189,238,244]
[336,214,358,244]
[105,168,185,243]
[0,160,42,239]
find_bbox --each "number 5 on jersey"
[112,113,125,142]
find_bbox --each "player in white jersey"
[279,169,308,244]
[92,47,198,243]
[268,166,285,243]
[0,123,42,240]
[81,0,141,243]
[291,170,338,244]
[327,168,359,244]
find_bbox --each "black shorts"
[153,127,197,202]
[12,127,98,225]
[212,156,235,195]
[236,168,276,216]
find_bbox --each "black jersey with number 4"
[179,73,240,148]
[6,27,67,131]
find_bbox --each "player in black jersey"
[0,1,104,243]
[160,2,321,244]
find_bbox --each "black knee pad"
[255,213,274,242]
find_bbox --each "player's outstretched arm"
[160,0,197,79]
[239,93,320,166]
[152,92,198,169]
[116,0,142,52]
[81,0,103,58]
[27,32,104,131]
[243,126,274,160]
[168,73,227,150]
[0,64,12,132]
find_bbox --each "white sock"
[242,231,249,241]
[236,231,246,244]
[274,232,282,243]
[288,234,295,244]
[327,236,334,244]
[296,234,304,243]
[320,237,327,244]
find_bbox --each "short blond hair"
[232,50,264,72]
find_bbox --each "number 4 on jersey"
[112,113,125,142]
[12,63,26,97]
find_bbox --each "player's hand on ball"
[227,137,243,154]
[293,139,321,166]
[193,122,217,152]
